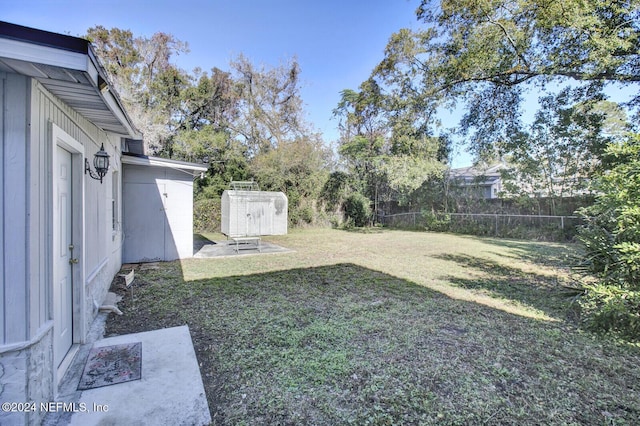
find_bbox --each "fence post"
[495,214,498,237]
[561,216,564,230]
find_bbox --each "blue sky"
[4,1,633,168]
[4,1,466,160]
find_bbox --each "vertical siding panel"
[44,93,52,324]
[4,74,28,343]
[40,91,55,328]
[39,92,55,335]
[33,90,41,330]
[42,92,49,325]
[28,82,38,335]
[0,73,5,344]
[28,81,46,335]
[39,90,47,327]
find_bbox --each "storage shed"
[122,153,207,262]
[221,182,288,237]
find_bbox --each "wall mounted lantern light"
[85,143,110,184]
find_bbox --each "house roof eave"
[0,21,140,138]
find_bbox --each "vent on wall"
[122,138,144,155]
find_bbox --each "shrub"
[576,134,640,341]
[421,211,450,232]
[298,205,315,225]
[578,283,640,340]
[343,193,372,227]
[194,198,221,232]
[288,197,322,227]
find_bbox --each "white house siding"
[0,72,53,426]
[0,76,124,425]
[1,73,30,345]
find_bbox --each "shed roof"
[0,21,139,137]
[122,152,208,174]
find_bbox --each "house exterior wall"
[0,76,124,425]
[449,164,505,200]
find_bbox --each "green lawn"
[107,228,640,425]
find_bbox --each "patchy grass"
[107,228,640,425]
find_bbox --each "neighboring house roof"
[122,152,208,174]
[448,163,505,199]
[450,163,503,178]
[0,21,139,137]
[449,163,504,186]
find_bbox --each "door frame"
[51,124,85,386]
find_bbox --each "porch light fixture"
[85,143,110,183]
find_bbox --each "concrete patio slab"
[194,239,293,258]
[67,326,210,426]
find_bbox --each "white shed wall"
[123,164,196,262]
[221,190,288,237]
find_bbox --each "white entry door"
[53,146,74,369]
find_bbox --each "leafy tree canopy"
[86,26,330,225]
[86,26,190,152]
[230,55,307,156]
[501,91,630,202]
[334,77,450,207]
[374,0,640,157]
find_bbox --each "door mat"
[77,342,142,390]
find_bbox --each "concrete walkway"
[194,238,292,258]
[46,324,211,425]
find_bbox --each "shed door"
[246,201,264,236]
[123,165,195,262]
[123,183,166,262]
[163,180,193,259]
